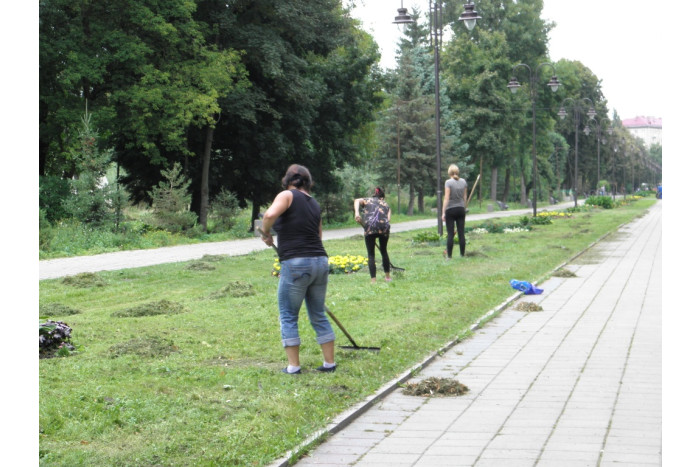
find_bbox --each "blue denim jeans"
[277,256,335,347]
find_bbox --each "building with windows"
[622,116,662,148]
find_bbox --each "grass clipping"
[553,268,577,277]
[61,272,105,288]
[108,336,178,358]
[209,281,255,299]
[514,301,543,312]
[402,377,469,397]
[111,299,186,318]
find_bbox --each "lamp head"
[459,3,482,30]
[547,75,561,92]
[507,77,521,94]
[393,7,414,31]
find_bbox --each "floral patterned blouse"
[361,197,390,236]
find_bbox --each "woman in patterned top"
[354,187,392,283]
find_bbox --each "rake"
[258,229,380,352]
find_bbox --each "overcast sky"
[346,0,666,120]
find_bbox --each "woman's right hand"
[354,214,362,224]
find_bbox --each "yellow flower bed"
[536,211,572,218]
[272,254,368,277]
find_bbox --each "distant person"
[657,184,662,199]
[442,164,468,259]
[354,187,392,283]
[260,164,336,374]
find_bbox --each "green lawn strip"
[39,199,655,465]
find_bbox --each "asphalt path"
[39,202,575,280]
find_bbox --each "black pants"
[364,234,390,278]
[445,206,466,258]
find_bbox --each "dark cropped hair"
[281,164,313,190]
[373,187,385,199]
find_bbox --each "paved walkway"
[281,201,661,467]
[39,203,571,280]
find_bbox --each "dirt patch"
[464,250,488,258]
[186,261,216,271]
[40,303,81,317]
[201,254,228,262]
[209,281,256,299]
[111,299,187,318]
[61,272,105,288]
[514,301,543,312]
[402,377,469,397]
[552,268,577,278]
[108,336,178,358]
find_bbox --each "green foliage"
[209,189,239,233]
[412,230,441,244]
[61,111,118,227]
[39,209,53,251]
[39,176,71,222]
[585,195,614,209]
[519,215,552,226]
[148,163,197,233]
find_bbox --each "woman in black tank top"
[260,165,336,374]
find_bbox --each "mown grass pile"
[39,199,655,465]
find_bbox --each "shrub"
[39,175,71,222]
[520,215,552,226]
[210,189,239,232]
[148,163,197,233]
[585,195,614,209]
[412,231,441,244]
[39,209,54,251]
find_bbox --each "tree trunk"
[520,174,527,205]
[502,167,511,203]
[490,167,498,201]
[407,183,415,215]
[250,199,261,232]
[199,125,214,231]
[417,187,424,213]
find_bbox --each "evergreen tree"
[61,110,116,226]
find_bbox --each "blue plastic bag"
[510,279,543,295]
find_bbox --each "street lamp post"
[393,1,481,235]
[612,144,618,200]
[396,103,402,215]
[583,117,612,193]
[557,97,596,207]
[507,63,561,217]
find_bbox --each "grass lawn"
[39,199,656,466]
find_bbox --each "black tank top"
[273,189,327,261]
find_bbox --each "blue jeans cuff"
[282,337,301,348]
[316,332,335,345]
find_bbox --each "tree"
[444,28,521,203]
[40,0,249,228]
[192,0,384,229]
[148,163,197,233]
[553,59,609,194]
[61,110,116,226]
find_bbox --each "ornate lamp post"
[583,117,612,192]
[393,1,481,235]
[507,63,561,216]
[557,97,596,207]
